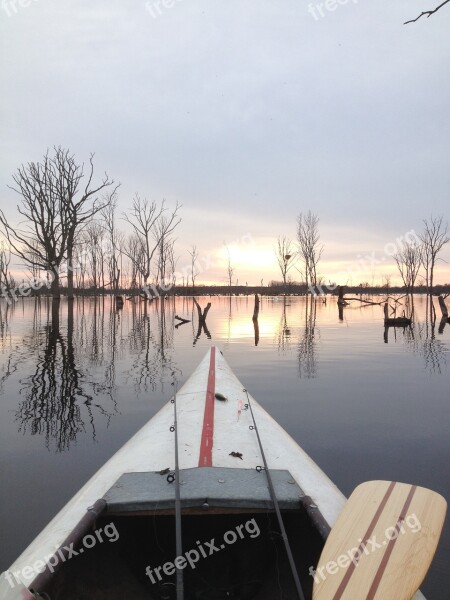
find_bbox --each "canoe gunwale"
[30,499,107,594]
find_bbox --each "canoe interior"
[40,508,325,599]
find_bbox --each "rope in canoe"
[243,388,306,600]
[169,390,184,600]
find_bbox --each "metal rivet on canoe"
[218,479,225,483]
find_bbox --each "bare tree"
[82,222,105,289]
[188,244,199,288]
[57,148,117,299]
[0,148,116,299]
[153,214,177,289]
[101,193,123,293]
[73,243,88,289]
[405,0,450,24]
[155,236,176,289]
[382,273,392,293]
[224,244,235,292]
[419,215,450,293]
[0,152,69,297]
[0,243,14,290]
[123,195,181,290]
[274,236,296,288]
[393,240,422,291]
[158,237,177,289]
[125,233,145,289]
[296,211,323,290]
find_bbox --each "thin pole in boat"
[243,388,306,600]
[170,390,184,599]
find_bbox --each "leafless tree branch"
[419,215,449,293]
[296,211,323,290]
[122,196,181,289]
[274,236,297,288]
[404,0,450,24]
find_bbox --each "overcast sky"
[1,0,449,285]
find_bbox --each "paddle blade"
[312,480,446,600]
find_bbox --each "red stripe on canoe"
[198,346,216,467]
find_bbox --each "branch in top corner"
[404,0,450,24]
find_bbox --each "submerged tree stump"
[384,302,412,326]
[252,294,260,320]
[193,298,211,324]
[252,294,260,346]
[193,298,212,345]
[337,286,349,306]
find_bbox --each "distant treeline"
[10,282,450,299]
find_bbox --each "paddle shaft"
[244,389,306,600]
[172,392,184,599]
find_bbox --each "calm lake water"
[0,294,449,598]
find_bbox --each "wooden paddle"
[312,480,447,600]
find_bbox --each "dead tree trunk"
[193,298,211,344]
[252,294,260,346]
[193,298,211,325]
[252,294,260,320]
[337,286,348,306]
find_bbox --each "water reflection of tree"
[126,297,180,392]
[0,301,17,393]
[14,298,118,452]
[195,299,212,346]
[0,301,12,345]
[276,297,292,354]
[297,296,319,379]
[403,296,448,375]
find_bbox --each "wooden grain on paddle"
[313,480,447,600]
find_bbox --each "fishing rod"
[243,388,306,600]
[169,390,184,600]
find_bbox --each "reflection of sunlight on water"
[218,314,279,340]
